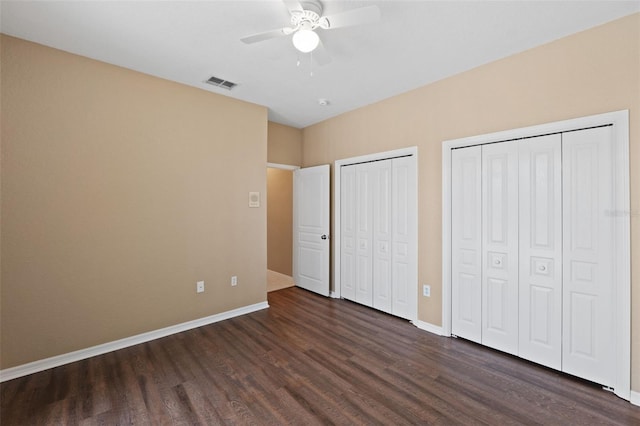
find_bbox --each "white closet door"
[562,126,614,387]
[355,162,374,306]
[481,142,519,355]
[340,165,357,301]
[451,146,482,343]
[373,160,393,314]
[391,156,417,320]
[518,134,562,370]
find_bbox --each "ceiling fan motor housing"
[291,0,323,28]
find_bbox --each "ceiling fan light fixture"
[292,28,319,53]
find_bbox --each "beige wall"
[302,14,640,391]
[267,169,293,276]
[267,121,302,166]
[0,36,268,368]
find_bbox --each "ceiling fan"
[240,0,381,65]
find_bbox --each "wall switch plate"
[423,285,431,297]
[231,276,237,286]
[196,281,205,293]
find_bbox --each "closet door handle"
[321,234,328,240]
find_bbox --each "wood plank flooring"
[2,286,639,425]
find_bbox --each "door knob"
[321,234,328,240]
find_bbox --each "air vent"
[205,75,237,90]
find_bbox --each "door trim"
[334,147,418,320]
[442,110,630,401]
[267,162,300,171]
[266,163,299,285]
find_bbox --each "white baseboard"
[0,301,269,383]
[412,319,447,336]
[631,390,640,406]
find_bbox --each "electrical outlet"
[231,276,237,286]
[422,285,431,297]
[196,280,205,293]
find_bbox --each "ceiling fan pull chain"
[310,51,314,77]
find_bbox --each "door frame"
[442,110,630,401]
[334,147,418,320]
[266,162,299,275]
[267,162,299,171]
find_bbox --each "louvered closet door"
[391,156,417,320]
[481,142,519,355]
[372,160,393,314]
[518,134,562,370]
[340,165,357,301]
[451,146,482,343]
[562,126,614,387]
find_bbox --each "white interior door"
[293,165,330,296]
[353,163,374,305]
[481,142,519,355]
[444,111,630,400]
[518,134,562,370]
[391,156,417,320]
[354,162,376,306]
[373,160,393,314]
[562,126,615,387]
[340,165,357,301]
[338,150,418,321]
[451,146,482,343]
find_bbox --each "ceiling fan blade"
[312,40,332,66]
[282,0,304,14]
[320,5,380,30]
[240,28,288,44]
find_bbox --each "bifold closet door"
[340,165,357,301]
[354,162,374,307]
[481,142,518,355]
[451,146,482,343]
[450,126,618,389]
[518,134,562,370]
[372,160,393,314]
[341,160,390,309]
[391,156,417,320]
[562,126,614,387]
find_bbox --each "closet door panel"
[355,163,374,306]
[373,161,393,314]
[481,142,519,355]
[391,156,417,320]
[451,146,482,343]
[518,134,562,370]
[340,165,357,301]
[562,127,614,387]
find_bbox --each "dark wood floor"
[2,287,639,425]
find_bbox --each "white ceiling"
[2,1,638,128]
